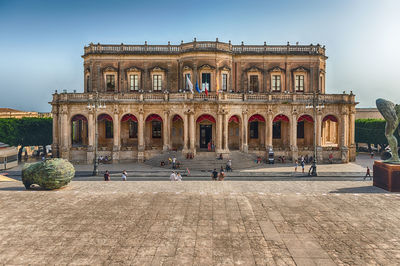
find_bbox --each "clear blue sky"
[0,0,399,112]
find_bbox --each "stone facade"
[50,40,356,163]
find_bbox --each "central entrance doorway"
[200,125,212,149]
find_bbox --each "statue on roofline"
[376,98,400,163]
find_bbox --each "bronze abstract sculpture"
[376,98,400,163]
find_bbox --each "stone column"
[183,112,189,153]
[340,111,349,163]
[112,109,120,162]
[163,111,170,151]
[138,109,144,162]
[266,111,273,150]
[290,112,298,162]
[349,111,355,146]
[51,107,59,158]
[223,113,229,152]
[242,111,248,153]
[61,106,69,159]
[217,112,223,152]
[316,112,323,162]
[86,111,94,163]
[189,112,195,153]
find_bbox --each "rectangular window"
[272,75,281,92]
[152,121,162,138]
[249,121,259,139]
[249,75,259,92]
[185,73,191,91]
[273,121,281,139]
[105,121,113,139]
[295,75,304,92]
[153,75,162,91]
[129,121,138,138]
[222,74,228,91]
[86,75,90,91]
[297,121,304,139]
[202,73,211,92]
[130,75,139,91]
[106,75,115,91]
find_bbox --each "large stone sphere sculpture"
[22,159,75,190]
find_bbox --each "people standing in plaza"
[212,168,218,181]
[370,151,374,159]
[208,141,211,152]
[176,172,182,181]
[294,160,298,172]
[211,141,215,152]
[122,170,127,181]
[301,160,305,173]
[364,166,372,180]
[172,157,176,169]
[104,170,110,181]
[170,171,176,181]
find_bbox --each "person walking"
[294,160,298,172]
[176,172,182,181]
[364,166,372,180]
[211,169,218,181]
[104,170,110,181]
[301,160,305,173]
[170,171,176,181]
[122,170,127,181]
[329,153,333,164]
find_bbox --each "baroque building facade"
[50,40,356,163]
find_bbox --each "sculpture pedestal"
[373,161,400,192]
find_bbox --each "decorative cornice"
[268,66,285,73]
[126,66,142,72]
[219,65,231,71]
[292,66,309,73]
[150,66,167,72]
[182,65,192,71]
[102,66,118,73]
[198,64,215,70]
[244,66,263,73]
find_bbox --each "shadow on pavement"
[329,186,389,194]
[0,186,25,191]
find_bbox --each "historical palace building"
[50,39,356,163]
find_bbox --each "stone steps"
[144,150,259,171]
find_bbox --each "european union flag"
[195,80,201,93]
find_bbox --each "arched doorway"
[273,114,290,149]
[196,114,216,150]
[297,114,314,149]
[71,114,88,146]
[228,115,241,150]
[248,114,265,150]
[145,114,163,150]
[97,114,113,148]
[171,114,184,150]
[322,115,339,146]
[120,114,138,150]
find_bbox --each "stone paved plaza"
[1,180,400,265]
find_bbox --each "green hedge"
[0,117,52,147]
[355,118,400,147]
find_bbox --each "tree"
[355,119,400,152]
[0,117,52,159]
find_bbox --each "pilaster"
[242,109,248,153]
[266,109,273,150]
[112,106,120,162]
[163,110,170,151]
[137,107,145,162]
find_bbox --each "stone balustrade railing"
[54,92,355,104]
[84,41,325,56]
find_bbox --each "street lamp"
[87,91,106,176]
[306,90,324,176]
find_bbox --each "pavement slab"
[0,180,399,265]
